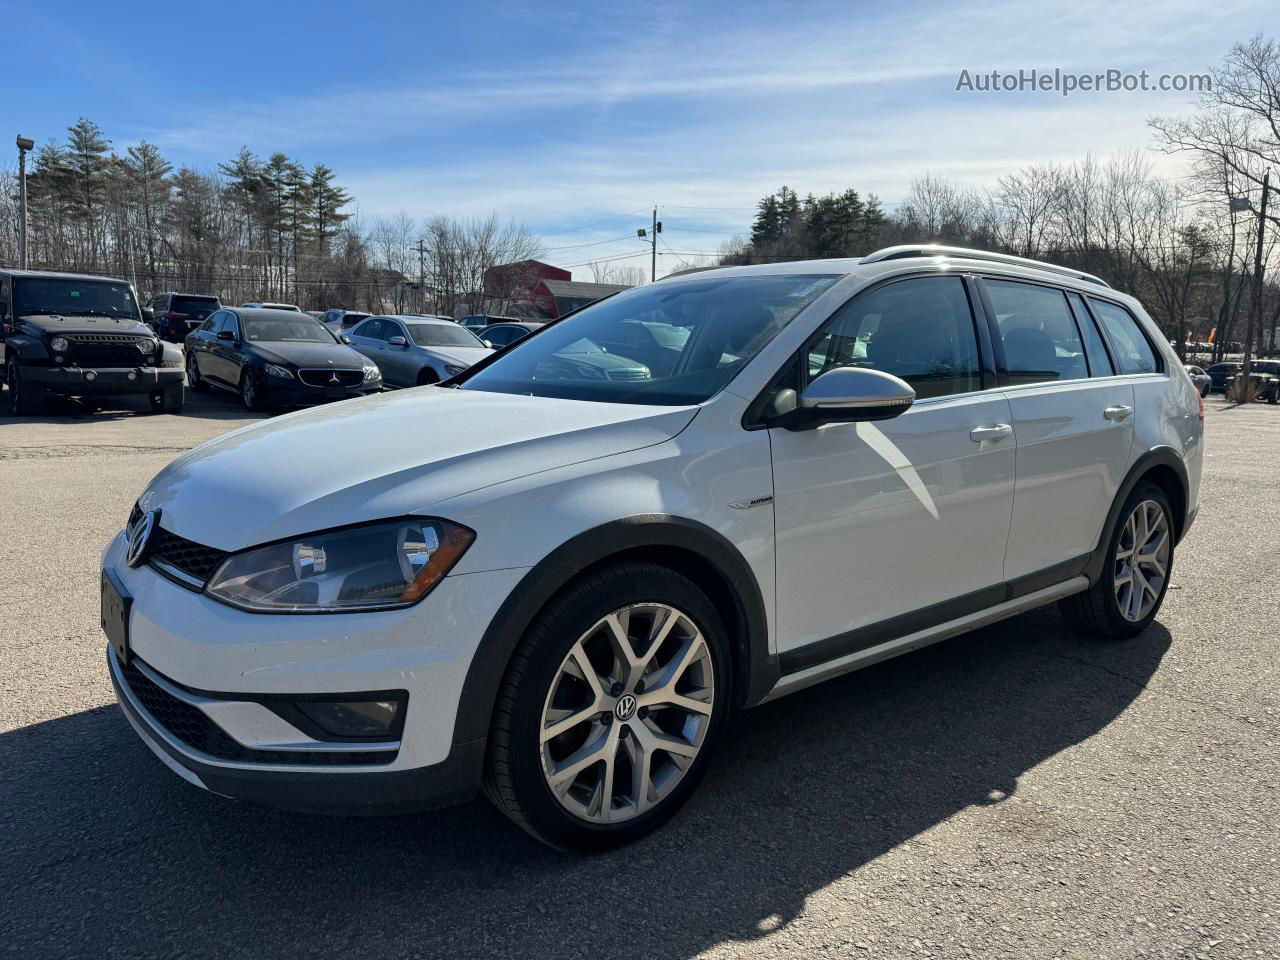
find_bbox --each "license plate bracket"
[101,569,132,665]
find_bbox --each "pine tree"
[308,164,351,257]
[122,142,173,290]
[65,117,111,263]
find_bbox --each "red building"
[484,260,631,318]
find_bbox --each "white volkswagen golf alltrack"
[103,246,1202,850]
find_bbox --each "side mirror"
[141,306,155,323]
[217,330,236,341]
[340,334,352,344]
[482,340,494,349]
[388,335,408,347]
[777,367,915,430]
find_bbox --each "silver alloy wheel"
[186,352,200,386]
[241,373,256,408]
[539,602,715,824]
[1114,499,1171,622]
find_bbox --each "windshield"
[243,316,335,343]
[15,278,139,319]
[407,323,486,348]
[460,274,837,405]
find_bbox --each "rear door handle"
[970,423,1013,442]
[1103,404,1133,422]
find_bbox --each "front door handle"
[1103,404,1133,422]
[970,423,1013,443]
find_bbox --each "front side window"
[353,318,386,340]
[797,275,981,400]
[985,279,1088,386]
[461,274,838,405]
[1089,298,1159,374]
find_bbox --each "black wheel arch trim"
[5,334,50,363]
[450,515,775,746]
[1083,446,1190,586]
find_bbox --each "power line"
[542,233,638,252]
[537,208,651,238]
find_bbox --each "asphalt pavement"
[0,389,1276,959]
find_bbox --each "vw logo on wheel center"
[614,693,638,722]
[125,509,159,568]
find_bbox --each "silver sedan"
[346,316,493,387]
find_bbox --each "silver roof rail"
[860,245,1111,288]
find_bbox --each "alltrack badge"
[126,509,159,568]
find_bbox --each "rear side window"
[984,280,1088,386]
[1089,299,1159,374]
[805,275,981,400]
[201,310,223,332]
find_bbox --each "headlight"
[135,338,156,354]
[362,364,381,382]
[50,336,69,353]
[444,364,466,377]
[263,363,294,379]
[205,518,474,613]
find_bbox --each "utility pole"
[415,237,427,312]
[635,207,662,282]
[1240,169,1270,392]
[16,135,34,270]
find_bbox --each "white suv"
[102,246,1203,850]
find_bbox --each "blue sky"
[6,0,1271,276]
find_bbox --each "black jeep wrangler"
[1,270,185,415]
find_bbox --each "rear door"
[349,318,391,381]
[979,278,1134,581]
[769,274,1016,663]
[379,318,415,385]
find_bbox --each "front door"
[769,274,1015,665]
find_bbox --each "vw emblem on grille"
[329,372,341,384]
[614,693,638,722]
[126,510,159,568]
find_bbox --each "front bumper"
[109,645,484,815]
[260,374,381,407]
[26,364,184,396]
[101,531,528,814]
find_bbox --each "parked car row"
[1,269,527,417]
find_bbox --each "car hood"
[21,314,152,335]
[418,345,493,367]
[250,341,369,369]
[139,388,697,551]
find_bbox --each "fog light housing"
[291,696,405,739]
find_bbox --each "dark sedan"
[184,307,382,411]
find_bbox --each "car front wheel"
[485,562,731,850]
[1060,481,1174,639]
[7,361,47,416]
[240,370,267,412]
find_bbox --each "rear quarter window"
[1088,298,1160,375]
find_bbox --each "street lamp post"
[16,135,34,270]
[1230,171,1271,399]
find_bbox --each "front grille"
[148,526,228,586]
[64,333,153,368]
[296,368,363,388]
[120,658,394,766]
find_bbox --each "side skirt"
[761,576,1089,703]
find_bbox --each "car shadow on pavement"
[0,608,1170,960]
[0,387,264,425]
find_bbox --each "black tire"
[150,383,185,414]
[1201,385,1210,398]
[186,352,208,391]
[484,562,732,851]
[417,368,440,386]
[1059,480,1174,640]
[240,370,268,412]
[7,361,47,416]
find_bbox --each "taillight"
[167,311,187,320]
[1197,391,1204,421]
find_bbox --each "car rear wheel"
[1059,481,1174,639]
[186,352,208,391]
[7,361,46,416]
[484,562,731,850]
